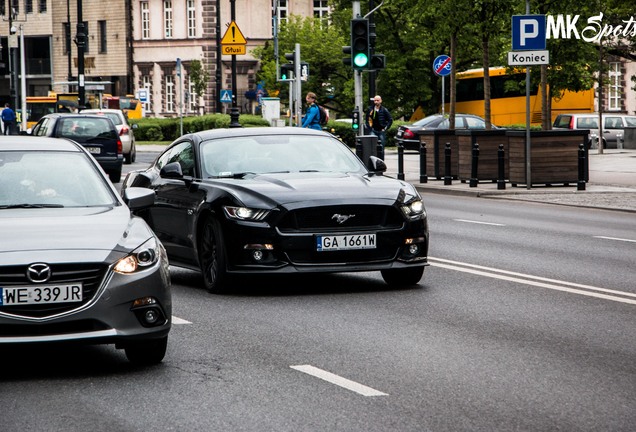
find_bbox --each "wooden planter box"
[506,130,589,186]
[417,130,458,180]
[456,130,508,182]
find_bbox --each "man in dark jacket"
[366,95,393,150]
[2,103,16,135]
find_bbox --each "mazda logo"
[26,263,51,283]
[332,214,355,224]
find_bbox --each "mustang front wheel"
[381,266,425,286]
[199,216,229,294]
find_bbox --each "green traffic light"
[353,53,369,68]
[352,123,359,130]
[281,74,287,80]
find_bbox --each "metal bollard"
[419,142,428,183]
[497,143,506,190]
[469,142,479,188]
[397,144,405,180]
[443,142,452,186]
[577,143,586,191]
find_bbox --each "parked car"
[0,136,171,365]
[396,113,496,150]
[553,113,636,149]
[30,113,124,182]
[122,127,429,293]
[81,108,137,164]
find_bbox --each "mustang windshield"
[0,151,118,208]
[200,134,365,178]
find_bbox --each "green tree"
[188,59,210,113]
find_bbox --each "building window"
[608,62,621,111]
[166,74,175,112]
[25,0,33,14]
[63,22,71,55]
[38,0,46,13]
[164,0,173,39]
[99,20,107,53]
[142,75,152,113]
[188,80,197,112]
[187,0,196,38]
[277,0,287,23]
[141,1,150,39]
[313,0,329,19]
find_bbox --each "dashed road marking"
[291,365,388,397]
[172,316,192,324]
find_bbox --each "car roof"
[81,109,124,115]
[0,136,82,152]
[186,127,331,141]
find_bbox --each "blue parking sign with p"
[512,15,546,50]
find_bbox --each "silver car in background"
[553,113,636,149]
[0,136,171,365]
[81,108,138,164]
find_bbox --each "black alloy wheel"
[198,216,229,294]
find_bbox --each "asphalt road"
[1,186,634,431]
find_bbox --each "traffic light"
[352,109,360,130]
[281,52,295,80]
[342,45,352,67]
[350,18,370,70]
[281,63,294,80]
[369,54,386,71]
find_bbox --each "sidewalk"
[382,148,636,212]
[138,144,636,212]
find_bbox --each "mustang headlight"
[401,199,426,220]
[114,237,161,274]
[223,206,270,221]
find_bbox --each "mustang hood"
[212,172,419,207]
[0,206,150,265]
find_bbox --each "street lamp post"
[8,1,19,114]
[75,0,86,107]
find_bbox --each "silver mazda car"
[0,136,171,365]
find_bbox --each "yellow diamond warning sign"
[221,21,247,45]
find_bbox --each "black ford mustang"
[122,127,429,293]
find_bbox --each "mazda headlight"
[401,199,426,220]
[114,237,161,274]
[223,206,270,221]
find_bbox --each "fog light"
[408,244,420,255]
[252,250,264,261]
[145,309,159,325]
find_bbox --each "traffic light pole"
[294,43,302,127]
[352,1,363,136]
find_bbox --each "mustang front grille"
[278,205,403,233]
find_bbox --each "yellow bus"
[25,96,57,129]
[103,95,143,119]
[443,67,594,126]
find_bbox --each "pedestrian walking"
[366,95,393,149]
[301,92,322,130]
[2,103,16,135]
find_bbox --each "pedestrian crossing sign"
[220,89,232,104]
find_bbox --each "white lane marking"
[428,257,636,305]
[454,219,506,226]
[291,365,388,397]
[594,235,636,244]
[172,316,192,324]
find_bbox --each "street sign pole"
[433,55,452,117]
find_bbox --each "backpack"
[316,104,329,125]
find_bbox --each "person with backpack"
[366,95,393,149]
[301,92,322,130]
